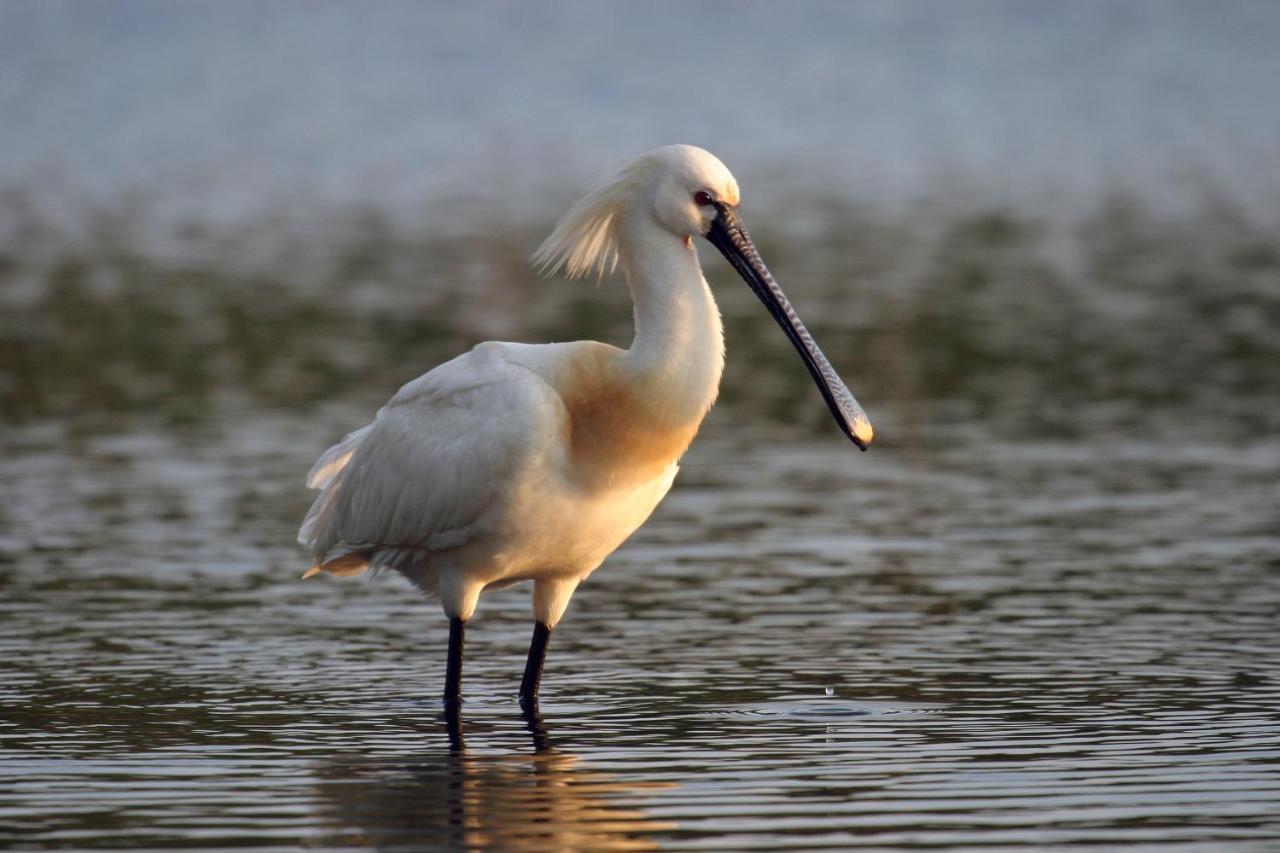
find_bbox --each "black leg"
[443,699,465,752]
[445,617,465,706]
[521,701,553,753]
[519,621,552,706]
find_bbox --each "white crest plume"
[532,159,643,280]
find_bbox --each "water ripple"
[2,417,1279,849]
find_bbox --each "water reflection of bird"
[298,145,872,705]
[314,709,675,851]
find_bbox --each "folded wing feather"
[297,344,564,580]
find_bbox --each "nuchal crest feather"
[533,145,741,279]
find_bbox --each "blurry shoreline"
[1,178,1277,443]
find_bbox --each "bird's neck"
[618,214,725,427]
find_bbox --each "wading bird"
[298,145,872,707]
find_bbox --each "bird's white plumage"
[299,337,687,623]
[296,144,875,706]
[298,144,861,639]
[302,345,557,569]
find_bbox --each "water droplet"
[824,686,834,696]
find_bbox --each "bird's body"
[301,337,713,627]
[298,145,871,705]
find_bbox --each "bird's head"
[534,145,873,451]
[533,145,738,278]
[639,144,742,240]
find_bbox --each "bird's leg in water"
[519,622,552,705]
[522,700,553,752]
[444,702,465,752]
[445,617,465,706]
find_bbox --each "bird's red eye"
[694,191,714,207]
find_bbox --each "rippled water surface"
[5,3,1280,845]
[4,409,1278,850]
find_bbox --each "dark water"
[3,407,1279,849]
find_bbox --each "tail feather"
[301,552,370,580]
[305,424,373,490]
[298,423,374,552]
[297,418,439,593]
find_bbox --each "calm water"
[4,2,1280,846]
[5,1,1280,213]
[3,407,1278,849]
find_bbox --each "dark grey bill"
[704,204,873,450]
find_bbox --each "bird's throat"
[619,220,725,428]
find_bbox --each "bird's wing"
[297,344,565,572]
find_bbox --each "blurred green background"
[3,189,1277,442]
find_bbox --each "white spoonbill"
[298,145,873,707]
